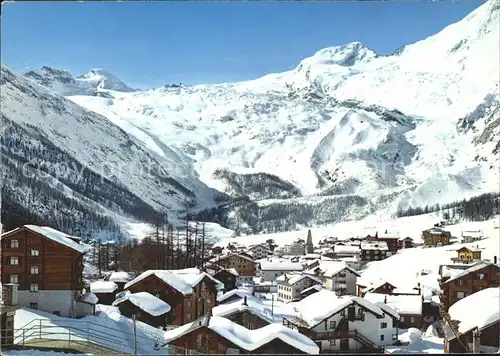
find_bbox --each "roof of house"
[443,262,497,284]
[289,290,387,328]
[211,253,255,264]
[377,231,400,239]
[276,273,323,286]
[107,271,133,283]
[124,269,224,295]
[90,280,118,294]
[364,293,422,315]
[217,288,254,303]
[455,246,483,253]
[259,259,303,271]
[361,279,396,294]
[461,230,483,238]
[113,291,171,316]
[360,241,389,251]
[422,228,451,236]
[164,315,319,354]
[448,288,500,337]
[79,292,99,305]
[211,298,274,323]
[323,262,360,278]
[2,225,86,253]
[300,284,324,295]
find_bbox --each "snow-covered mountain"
[24,67,137,96]
[1,65,222,238]
[5,0,500,235]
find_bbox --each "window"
[338,273,346,278]
[29,302,38,310]
[248,322,254,330]
[186,313,192,321]
[30,266,39,275]
[330,321,336,329]
[187,300,192,308]
[340,309,345,316]
[10,239,19,248]
[400,316,405,322]
[410,317,416,323]
[381,322,387,329]
[9,275,19,284]
[456,291,465,299]
[380,335,385,341]
[456,279,465,286]
[10,257,19,265]
[477,273,485,280]
[358,308,363,315]
[31,248,40,256]
[30,283,39,293]
[330,339,337,346]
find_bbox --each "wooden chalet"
[1,225,86,317]
[211,253,256,285]
[360,241,389,261]
[163,313,319,354]
[112,291,171,328]
[443,288,499,353]
[439,261,500,311]
[451,246,484,263]
[397,237,413,249]
[124,269,222,325]
[422,228,451,247]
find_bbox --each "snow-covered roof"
[322,262,360,278]
[211,253,255,264]
[79,292,98,305]
[448,288,500,336]
[248,244,271,251]
[290,290,385,328]
[113,291,171,316]
[377,231,400,239]
[360,241,389,250]
[217,288,254,303]
[90,280,118,294]
[259,259,303,271]
[164,316,319,354]
[7,225,86,253]
[364,293,422,315]
[108,271,132,283]
[362,279,395,293]
[461,230,483,238]
[300,284,324,295]
[455,246,483,253]
[443,262,495,284]
[276,273,322,286]
[332,245,360,254]
[374,302,400,320]
[125,269,223,295]
[212,299,274,323]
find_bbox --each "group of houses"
[1,222,498,354]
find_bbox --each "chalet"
[1,284,19,347]
[247,244,272,260]
[443,288,499,353]
[461,230,483,243]
[89,280,118,305]
[439,261,500,311]
[331,245,361,260]
[323,263,360,296]
[283,290,399,353]
[368,230,400,253]
[112,291,171,328]
[163,314,319,354]
[258,258,303,282]
[360,241,389,262]
[210,268,238,292]
[1,225,87,317]
[275,242,306,256]
[451,246,484,263]
[106,271,132,292]
[212,296,274,329]
[216,288,254,305]
[276,274,322,302]
[124,269,223,325]
[363,293,423,329]
[212,253,256,285]
[398,237,413,249]
[422,228,451,247]
[357,279,396,297]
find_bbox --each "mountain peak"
[300,41,377,69]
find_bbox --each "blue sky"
[1,0,485,88]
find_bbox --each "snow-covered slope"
[24,67,137,96]
[11,0,500,234]
[1,65,221,237]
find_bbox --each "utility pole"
[132,314,137,355]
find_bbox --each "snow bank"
[113,291,171,316]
